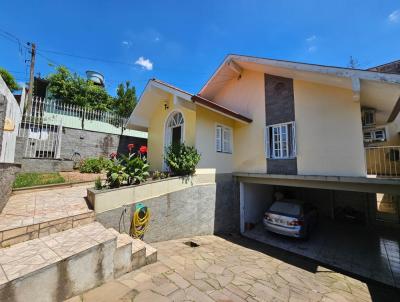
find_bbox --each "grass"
[13,172,66,189]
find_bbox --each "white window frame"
[362,109,375,127]
[265,121,296,159]
[363,128,386,143]
[215,124,233,154]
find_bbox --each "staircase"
[0,186,157,302]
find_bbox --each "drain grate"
[184,241,199,248]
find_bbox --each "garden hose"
[130,203,150,239]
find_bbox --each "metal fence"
[17,97,145,159]
[365,146,400,178]
[18,97,63,159]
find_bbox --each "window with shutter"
[215,126,222,152]
[216,124,232,154]
[266,122,296,159]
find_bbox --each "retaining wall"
[15,127,147,173]
[95,172,238,242]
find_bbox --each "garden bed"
[87,170,216,213]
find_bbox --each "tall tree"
[47,66,112,110]
[0,67,21,92]
[114,81,137,117]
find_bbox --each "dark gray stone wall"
[0,163,21,211]
[96,174,238,242]
[19,158,74,173]
[59,128,147,160]
[266,159,298,175]
[265,74,297,175]
[15,127,147,173]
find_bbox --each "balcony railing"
[365,146,400,178]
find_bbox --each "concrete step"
[108,228,157,278]
[0,222,117,302]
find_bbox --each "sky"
[0,0,400,97]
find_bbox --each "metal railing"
[365,146,400,178]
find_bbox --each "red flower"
[139,146,148,154]
[110,152,117,159]
[127,144,135,152]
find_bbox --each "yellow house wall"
[147,95,196,171]
[195,106,235,173]
[294,80,366,176]
[212,70,267,173]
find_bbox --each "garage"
[239,181,400,288]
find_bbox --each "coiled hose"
[130,203,150,239]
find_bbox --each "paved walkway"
[0,185,91,231]
[66,235,400,302]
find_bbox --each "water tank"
[86,70,105,87]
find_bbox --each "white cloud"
[306,35,317,42]
[135,56,153,70]
[154,37,160,42]
[308,46,317,53]
[121,41,132,48]
[388,10,400,23]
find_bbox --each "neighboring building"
[127,54,400,231]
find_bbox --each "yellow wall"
[147,95,196,171]
[212,70,267,173]
[294,80,366,176]
[195,106,235,173]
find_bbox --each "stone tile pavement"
[66,235,400,301]
[245,221,400,288]
[0,185,94,247]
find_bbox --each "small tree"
[114,81,137,117]
[0,67,21,92]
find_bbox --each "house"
[127,55,400,265]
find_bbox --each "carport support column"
[239,182,245,234]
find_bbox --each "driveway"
[67,235,400,302]
[244,220,400,288]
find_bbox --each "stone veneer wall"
[0,163,21,212]
[96,174,238,242]
[15,127,147,173]
[265,74,297,175]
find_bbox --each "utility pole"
[27,42,36,112]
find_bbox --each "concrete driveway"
[66,235,399,302]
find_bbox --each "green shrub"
[120,153,150,185]
[105,160,128,188]
[94,176,103,190]
[79,157,111,173]
[151,170,169,180]
[164,143,201,176]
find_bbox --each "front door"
[164,111,184,170]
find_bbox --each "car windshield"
[269,201,301,216]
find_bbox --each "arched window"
[165,111,184,147]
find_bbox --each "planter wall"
[87,171,216,214]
